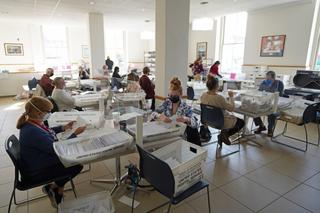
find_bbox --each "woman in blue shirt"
[151,77,200,145]
[16,97,86,207]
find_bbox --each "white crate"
[152,140,207,197]
[59,191,115,213]
[241,91,277,114]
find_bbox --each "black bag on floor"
[185,126,201,146]
[200,125,212,142]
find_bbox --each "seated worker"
[139,67,155,111]
[253,71,284,137]
[126,73,141,93]
[79,66,89,80]
[201,75,245,146]
[17,97,86,207]
[39,68,54,96]
[111,66,123,90]
[52,77,76,111]
[151,77,200,145]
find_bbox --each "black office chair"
[5,135,77,213]
[271,102,320,152]
[200,104,240,159]
[187,86,196,101]
[134,145,211,213]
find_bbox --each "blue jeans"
[254,112,280,130]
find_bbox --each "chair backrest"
[28,77,38,90]
[5,135,21,180]
[34,84,47,97]
[47,96,59,113]
[200,104,224,130]
[303,102,320,124]
[187,86,195,100]
[136,145,175,199]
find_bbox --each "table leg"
[90,156,126,195]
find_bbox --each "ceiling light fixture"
[142,8,145,12]
[200,1,209,5]
[89,1,95,5]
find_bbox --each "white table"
[192,96,298,145]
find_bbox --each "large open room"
[1,0,320,212]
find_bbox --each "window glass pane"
[221,12,247,74]
[224,12,247,44]
[42,26,69,70]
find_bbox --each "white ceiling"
[0,0,306,30]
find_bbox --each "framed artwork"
[82,45,89,58]
[196,42,207,59]
[4,43,24,56]
[260,35,286,57]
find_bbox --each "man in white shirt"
[52,77,76,111]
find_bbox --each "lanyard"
[28,121,58,141]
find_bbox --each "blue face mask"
[265,79,273,86]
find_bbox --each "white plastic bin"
[152,140,207,196]
[58,191,115,213]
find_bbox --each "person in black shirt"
[105,56,114,72]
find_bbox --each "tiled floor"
[1,97,320,212]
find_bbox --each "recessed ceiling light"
[141,8,145,12]
[200,1,209,5]
[89,1,95,5]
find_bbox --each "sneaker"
[267,129,273,137]
[254,125,267,134]
[42,184,57,208]
[220,131,231,145]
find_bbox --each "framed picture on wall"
[4,43,24,56]
[196,42,207,59]
[82,45,89,58]
[260,35,286,57]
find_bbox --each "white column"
[88,13,105,77]
[155,0,190,97]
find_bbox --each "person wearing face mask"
[151,77,200,145]
[253,71,284,137]
[39,68,55,96]
[51,77,76,111]
[201,75,245,146]
[17,97,86,207]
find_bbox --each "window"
[221,12,247,74]
[42,26,69,69]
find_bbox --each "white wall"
[68,26,89,64]
[188,25,216,63]
[243,0,315,74]
[0,21,34,65]
[127,31,152,63]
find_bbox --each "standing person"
[105,56,114,72]
[209,61,222,78]
[151,77,200,145]
[190,57,204,76]
[16,97,85,207]
[253,71,284,137]
[39,68,54,96]
[201,75,245,146]
[139,67,155,111]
